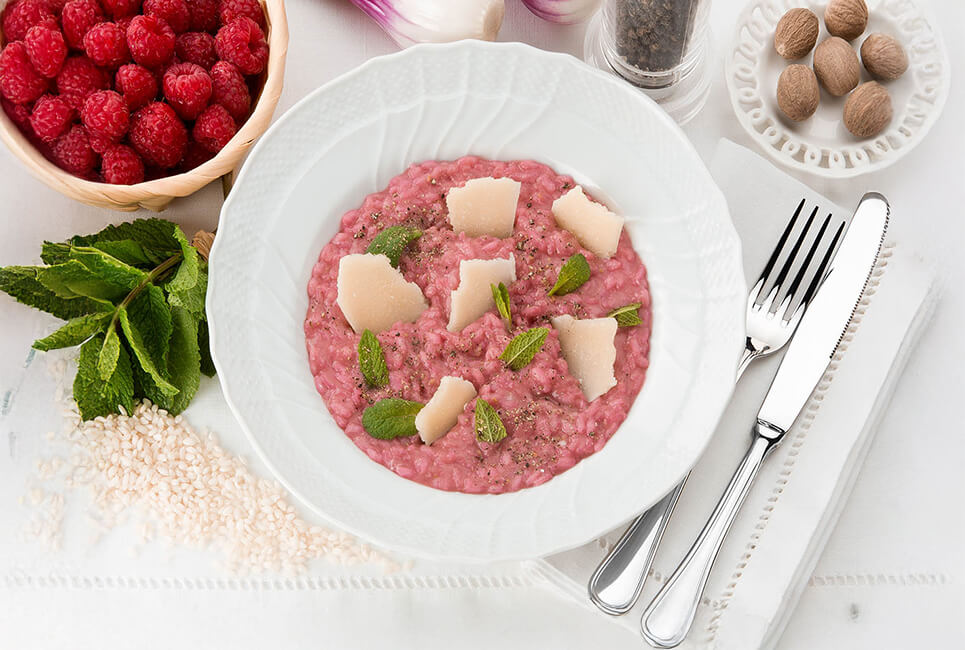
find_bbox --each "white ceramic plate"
[726,0,950,179]
[208,41,745,562]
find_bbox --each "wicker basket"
[0,0,288,211]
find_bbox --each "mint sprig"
[474,398,507,443]
[607,302,644,327]
[0,219,214,420]
[358,329,389,388]
[491,282,511,329]
[499,327,549,371]
[362,398,424,440]
[365,225,422,268]
[548,254,590,296]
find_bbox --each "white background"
[0,0,962,647]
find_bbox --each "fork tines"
[753,199,849,323]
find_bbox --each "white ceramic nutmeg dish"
[726,0,949,179]
[207,41,745,561]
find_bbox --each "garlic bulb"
[522,0,601,24]
[351,0,506,48]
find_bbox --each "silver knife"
[640,192,889,648]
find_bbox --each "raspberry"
[0,42,49,104]
[178,138,210,170]
[143,0,188,34]
[114,62,155,109]
[43,0,70,15]
[161,61,209,119]
[81,89,128,145]
[100,0,139,19]
[61,0,105,49]
[185,0,215,31]
[175,31,214,68]
[3,96,35,133]
[24,24,67,78]
[191,102,233,153]
[29,93,73,141]
[51,123,96,174]
[214,17,266,76]
[125,14,175,68]
[114,13,132,31]
[208,59,247,120]
[101,143,143,183]
[56,54,108,108]
[129,101,185,168]
[83,22,130,67]
[218,0,263,29]
[2,0,56,42]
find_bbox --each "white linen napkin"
[531,139,939,648]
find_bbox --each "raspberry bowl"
[0,0,287,210]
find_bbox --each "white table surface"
[1,0,962,648]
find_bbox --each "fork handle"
[641,435,775,648]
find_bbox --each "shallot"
[521,0,601,24]
[350,0,505,47]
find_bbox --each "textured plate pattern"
[208,41,745,561]
[726,0,949,178]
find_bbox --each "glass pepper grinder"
[584,0,713,125]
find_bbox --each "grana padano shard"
[336,253,428,334]
[551,314,618,402]
[551,186,625,258]
[447,255,517,332]
[446,177,521,238]
[415,376,477,444]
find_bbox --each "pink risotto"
[304,157,651,494]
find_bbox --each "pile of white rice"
[21,358,397,574]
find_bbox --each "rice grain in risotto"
[304,157,651,494]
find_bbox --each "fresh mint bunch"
[0,218,214,420]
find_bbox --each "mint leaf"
[607,302,643,327]
[198,319,215,377]
[167,262,206,317]
[32,312,111,351]
[0,266,111,319]
[166,226,199,294]
[548,254,591,297]
[140,306,200,415]
[91,240,152,267]
[362,398,424,440]
[474,398,507,443]
[69,245,148,292]
[499,327,549,371]
[365,226,422,267]
[491,282,511,329]
[71,218,180,265]
[98,326,121,381]
[39,259,132,302]
[73,334,134,420]
[358,329,389,388]
[119,286,177,396]
[41,242,71,265]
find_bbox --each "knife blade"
[641,192,889,649]
[757,192,889,437]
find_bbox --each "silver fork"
[588,199,848,616]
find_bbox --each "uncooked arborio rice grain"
[23,357,397,573]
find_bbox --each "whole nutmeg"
[777,64,820,121]
[825,0,868,41]
[844,81,893,138]
[813,37,861,96]
[774,8,820,59]
[861,33,909,80]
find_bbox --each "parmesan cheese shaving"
[447,255,517,332]
[415,376,477,445]
[446,177,521,238]
[551,186,625,258]
[336,253,428,334]
[551,314,618,402]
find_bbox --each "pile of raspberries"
[0,0,268,184]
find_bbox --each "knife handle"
[641,435,775,648]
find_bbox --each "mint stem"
[105,252,182,336]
